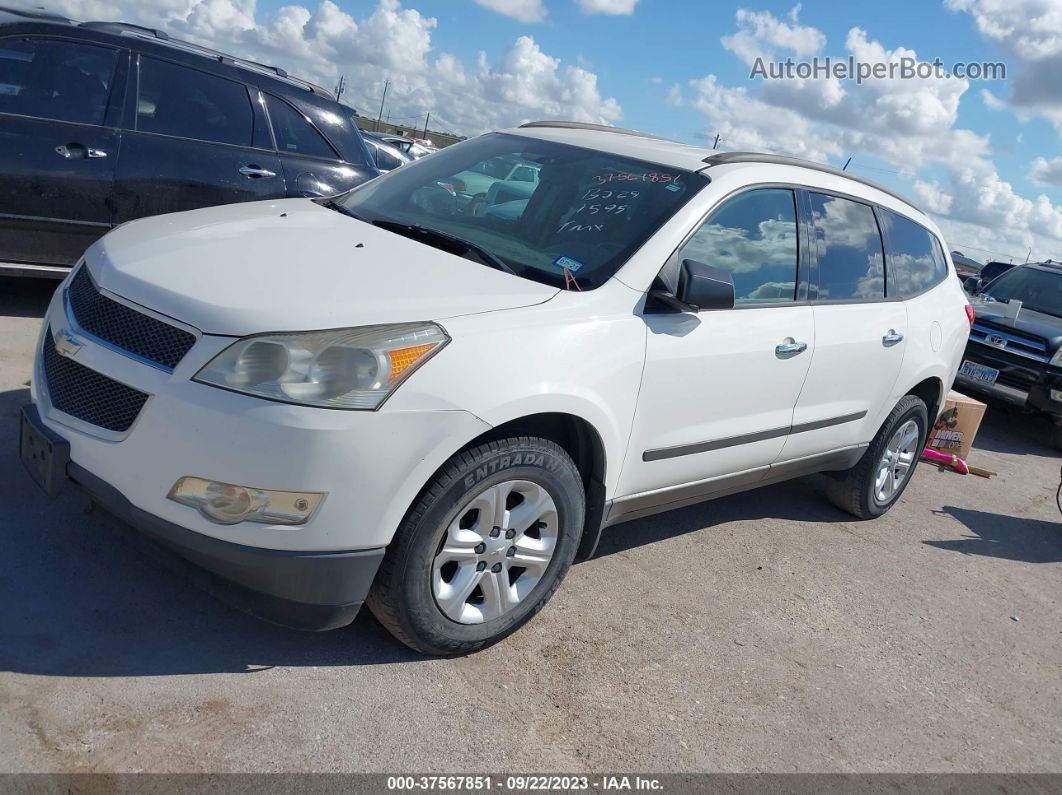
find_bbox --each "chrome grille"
[42,327,149,433]
[68,266,196,370]
[970,321,1049,363]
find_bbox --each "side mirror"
[676,259,735,311]
[963,276,983,294]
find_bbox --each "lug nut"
[504,528,516,539]
[506,547,516,557]
[474,542,486,554]
[476,561,487,571]
[489,527,501,538]
[491,562,503,573]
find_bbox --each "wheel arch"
[905,375,945,429]
[454,412,609,561]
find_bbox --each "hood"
[974,299,1062,351]
[87,199,558,336]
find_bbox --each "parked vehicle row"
[21,121,971,654]
[0,5,378,278]
[957,260,1062,448]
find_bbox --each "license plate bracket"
[959,359,1000,385]
[19,405,70,497]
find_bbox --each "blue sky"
[63,0,1062,262]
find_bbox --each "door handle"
[775,338,808,357]
[55,143,106,159]
[239,165,277,178]
[882,330,905,347]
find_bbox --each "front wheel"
[367,437,585,655]
[826,395,928,519]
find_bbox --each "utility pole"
[712,133,720,149]
[334,74,345,102]
[375,79,389,132]
[423,112,430,139]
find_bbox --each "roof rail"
[702,151,921,212]
[519,120,675,143]
[89,25,331,97]
[81,20,169,39]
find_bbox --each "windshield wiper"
[373,220,518,275]
[317,197,370,223]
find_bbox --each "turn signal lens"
[168,477,324,525]
[965,304,975,326]
[388,343,436,382]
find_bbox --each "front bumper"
[22,403,384,630]
[957,342,1062,418]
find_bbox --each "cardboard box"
[926,390,987,461]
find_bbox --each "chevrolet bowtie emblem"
[53,327,83,358]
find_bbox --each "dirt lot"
[0,276,1060,773]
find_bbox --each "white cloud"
[1030,156,1062,187]
[947,0,1062,136]
[686,5,1062,258]
[721,4,825,65]
[472,0,546,23]
[914,180,954,215]
[575,0,639,15]
[50,0,620,134]
[980,89,1006,110]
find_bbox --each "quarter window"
[808,192,885,301]
[136,57,253,147]
[879,209,949,298]
[672,188,799,304]
[266,95,338,160]
[0,38,117,126]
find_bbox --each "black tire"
[826,395,928,520]
[367,437,585,655]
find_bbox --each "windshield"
[983,267,1062,318]
[338,132,708,289]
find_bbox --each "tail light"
[965,304,975,326]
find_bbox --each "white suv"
[20,121,971,654]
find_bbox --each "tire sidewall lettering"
[463,452,554,490]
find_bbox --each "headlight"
[194,323,449,409]
[1050,348,1062,368]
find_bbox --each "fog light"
[167,477,324,525]
[1051,389,1062,403]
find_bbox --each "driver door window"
[670,188,799,304]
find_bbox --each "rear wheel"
[367,437,584,655]
[826,395,928,519]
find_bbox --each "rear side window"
[0,38,117,126]
[267,95,338,160]
[136,57,253,147]
[879,209,949,297]
[808,192,885,301]
[370,142,403,171]
[673,188,799,304]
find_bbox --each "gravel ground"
[0,276,1060,773]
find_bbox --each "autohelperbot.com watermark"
[750,55,1006,84]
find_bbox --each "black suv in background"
[0,5,378,277]
[958,261,1062,447]
[962,260,1015,294]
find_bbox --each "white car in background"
[21,121,971,655]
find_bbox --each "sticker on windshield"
[553,255,585,272]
